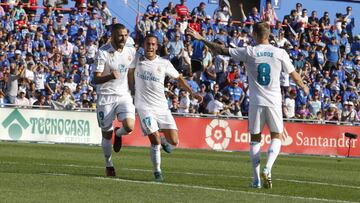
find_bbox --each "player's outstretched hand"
[188,27,204,41]
[111,70,121,79]
[303,86,309,96]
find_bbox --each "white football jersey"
[229,44,295,107]
[134,55,180,112]
[94,43,136,97]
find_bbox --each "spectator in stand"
[178,90,190,114]
[343,6,355,43]
[15,88,30,107]
[162,1,176,16]
[206,93,224,115]
[175,0,189,18]
[325,103,341,121]
[341,101,358,122]
[239,3,260,24]
[213,0,231,26]
[319,11,331,31]
[325,37,340,71]
[308,10,319,27]
[261,1,278,25]
[283,89,296,118]
[137,12,154,41]
[146,0,161,20]
[166,32,184,70]
[191,2,206,20]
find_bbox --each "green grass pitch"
[0,142,359,203]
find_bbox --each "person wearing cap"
[137,12,154,42]
[224,79,244,104]
[200,14,212,32]
[342,53,355,73]
[76,2,90,24]
[86,9,104,38]
[341,101,359,122]
[145,0,160,20]
[15,88,30,107]
[325,103,340,121]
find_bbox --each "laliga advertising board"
[0,108,359,157]
[118,116,360,157]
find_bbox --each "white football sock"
[265,138,282,174]
[150,144,161,173]
[102,137,113,167]
[115,127,128,137]
[249,141,261,183]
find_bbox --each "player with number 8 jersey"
[188,22,308,189]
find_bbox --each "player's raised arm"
[176,74,203,102]
[187,27,230,56]
[289,71,309,96]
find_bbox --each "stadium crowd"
[0,0,359,123]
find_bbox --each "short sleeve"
[128,48,137,69]
[229,47,247,62]
[94,49,106,73]
[165,60,180,78]
[281,49,295,74]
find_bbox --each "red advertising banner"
[115,116,360,157]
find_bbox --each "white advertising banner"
[0,108,102,145]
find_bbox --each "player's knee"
[102,131,113,140]
[123,119,135,133]
[251,134,261,142]
[168,138,179,146]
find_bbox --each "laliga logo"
[282,127,293,146]
[205,119,232,150]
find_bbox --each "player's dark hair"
[111,23,127,34]
[144,34,158,43]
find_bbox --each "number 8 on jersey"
[257,63,271,86]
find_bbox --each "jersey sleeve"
[165,60,180,78]
[281,49,296,74]
[128,48,137,69]
[229,47,247,62]
[94,49,106,73]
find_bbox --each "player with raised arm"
[93,23,136,177]
[188,22,309,189]
[130,34,202,182]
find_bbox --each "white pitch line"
[94,176,357,203]
[1,161,360,190]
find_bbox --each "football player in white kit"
[130,34,201,182]
[188,22,309,189]
[93,24,136,177]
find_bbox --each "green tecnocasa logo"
[2,109,30,140]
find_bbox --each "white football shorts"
[96,97,135,132]
[138,110,178,136]
[248,105,283,134]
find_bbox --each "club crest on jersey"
[156,66,162,74]
[128,56,132,61]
